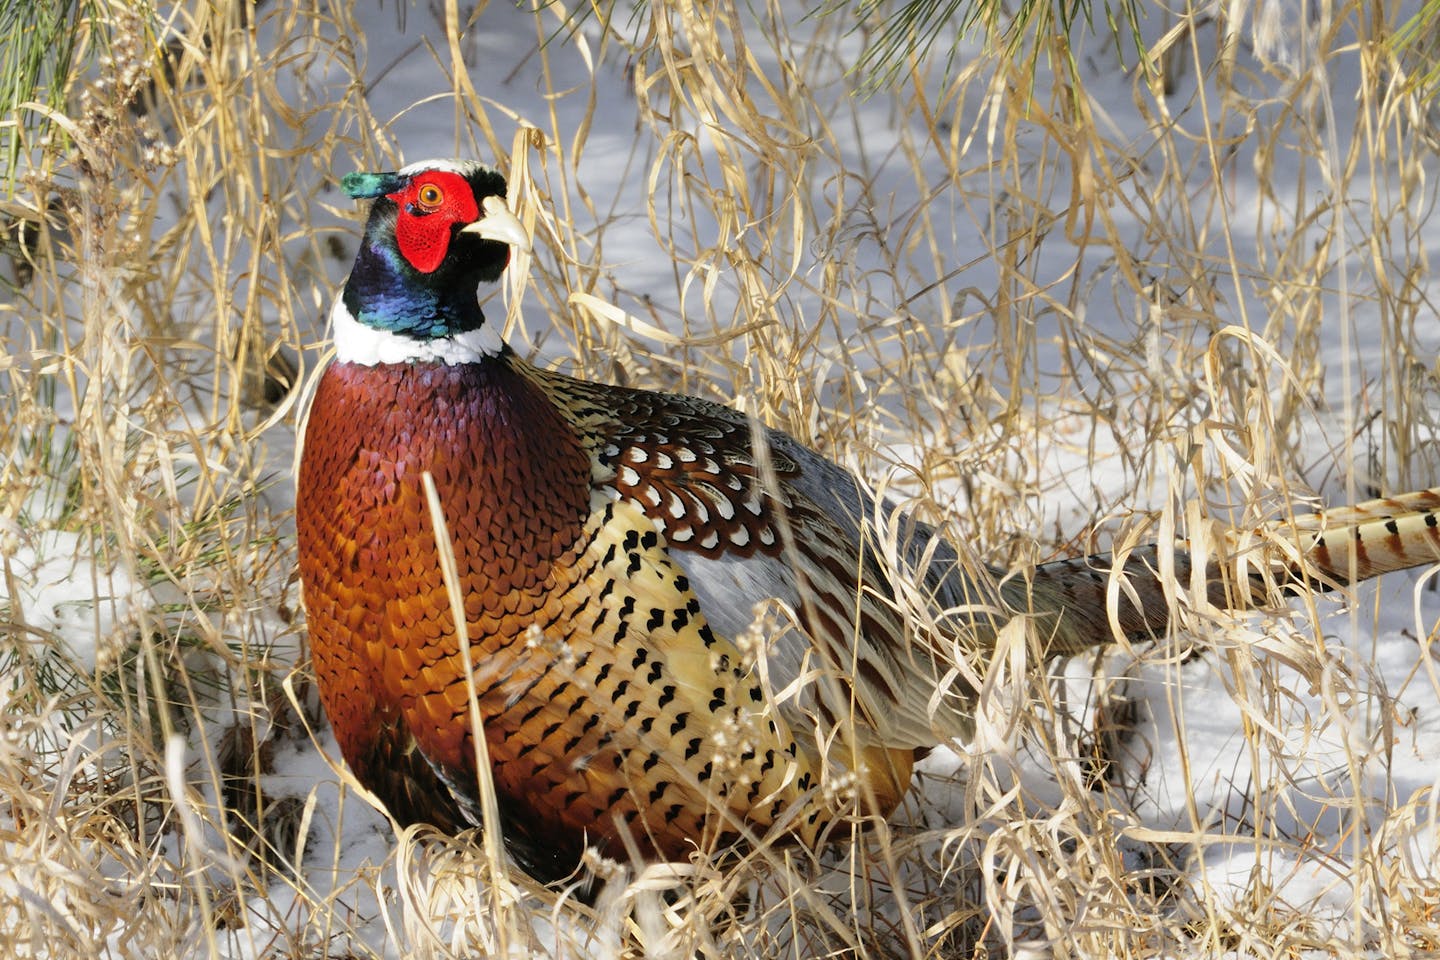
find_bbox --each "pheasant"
[296,158,1440,889]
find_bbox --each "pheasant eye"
[416,183,444,210]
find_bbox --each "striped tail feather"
[1014,488,1440,658]
[1265,487,1440,585]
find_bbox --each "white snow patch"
[0,528,138,673]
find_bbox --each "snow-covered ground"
[4,0,1438,956]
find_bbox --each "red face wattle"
[388,171,480,274]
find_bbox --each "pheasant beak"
[462,195,531,253]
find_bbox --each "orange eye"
[416,182,444,209]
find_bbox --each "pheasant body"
[298,159,1440,889]
[298,338,920,880]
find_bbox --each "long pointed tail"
[1273,487,1440,583]
[1018,488,1440,657]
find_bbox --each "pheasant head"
[334,159,529,363]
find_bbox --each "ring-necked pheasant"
[296,159,1440,888]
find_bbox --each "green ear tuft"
[342,171,406,199]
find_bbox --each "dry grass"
[2,0,1439,956]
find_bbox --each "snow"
[7,0,1439,956]
[0,528,139,674]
